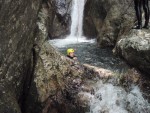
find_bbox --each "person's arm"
[73,57,77,60]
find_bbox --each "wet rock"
[45,0,71,39]
[84,0,134,47]
[54,0,69,17]
[0,0,42,112]
[118,68,150,101]
[81,84,95,94]
[119,68,141,87]
[115,29,150,75]
[76,92,93,112]
[0,85,22,113]
[83,64,114,78]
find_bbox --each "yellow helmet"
[67,48,74,55]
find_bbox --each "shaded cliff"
[0,0,42,113]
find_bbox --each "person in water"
[133,0,149,29]
[67,48,77,60]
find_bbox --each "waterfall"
[50,0,95,47]
[70,0,85,38]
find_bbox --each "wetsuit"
[134,0,149,29]
[67,55,77,60]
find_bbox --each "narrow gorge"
[0,0,150,113]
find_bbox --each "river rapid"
[50,39,150,113]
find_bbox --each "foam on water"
[50,36,95,48]
[88,82,150,113]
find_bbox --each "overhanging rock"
[115,29,150,74]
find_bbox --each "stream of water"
[70,0,85,37]
[50,40,150,113]
[49,0,150,112]
[89,83,150,113]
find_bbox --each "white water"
[88,82,150,113]
[70,0,85,37]
[50,38,95,48]
[50,0,95,48]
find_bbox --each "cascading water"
[70,0,85,38]
[50,0,94,47]
[88,82,150,113]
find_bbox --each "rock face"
[84,0,135,47]
[45,0,72,39]
[115,29,150,75]
[0,0,42,113]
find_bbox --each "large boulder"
[0,0,42,113]
[46,0,72,39]
[114,29,150,75]
[84,0,135,47]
